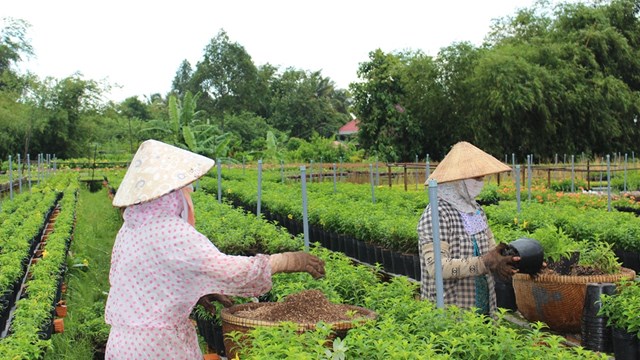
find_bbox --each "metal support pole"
[515,165,521,213]
[571,155,575,193]
[370,164,376,204]
[332,163,337,194]
[301,166,309,251]
[17,154,22,193]
[428,179,444,309]
[216,159,222,203]
[27,154,31,192]
[257,160,263,216]
[606,155,611,212]
[8,156,13,200]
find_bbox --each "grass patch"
[44,188,120,359]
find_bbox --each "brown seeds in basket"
[234,290,362,323]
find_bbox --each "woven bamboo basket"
[221,302,377,358]
[512,267,636,333]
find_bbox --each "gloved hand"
[197,293,234,314]
[269,252,326,279]
[481,243,519,279]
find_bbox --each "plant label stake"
[515,165,521,213]
[428,179,444,309]
[217,159,222,204]
[257,159,263,217]
[369,164,376,204]
[300,166,309,251]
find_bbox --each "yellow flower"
[227,188,233,193]
[287,214,293,220]
[42,250,49,258]
[82,259,89,267]
[513,217,519,225]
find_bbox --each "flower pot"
[402,253,416,280]
[343,236,356,258]
[53,318,64,333]
[581,282,616,353]
[356,240,368,263]
[504,238,544,275]
[365,243,376,265]
[203,354,221,360]
[612,326,639,360]
[381,249,393,273]
[413,254,422,281]
[512,267,636,333]
[55,304,67,318]
[494,276,517,311]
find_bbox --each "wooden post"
[388,165,392,188]
[547,168,551,189]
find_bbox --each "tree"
[171,59,194,97]
[119,96,151,121]
[191,29,262,126]
[269,68,349,140]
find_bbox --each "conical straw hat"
[112,140,215,207]
[426,142,511,184]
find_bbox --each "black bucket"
[494,277,517,311]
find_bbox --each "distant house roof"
[338,119,359,135]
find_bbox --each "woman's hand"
[481,243,520,279]
[197,293,235,313]
[270,252,326,279]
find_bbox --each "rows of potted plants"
[189,189,606,359]
[0,188,61,332]
[200,171,640,273]
[0,177,78,358]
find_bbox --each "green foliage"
[577,241,621,274]
[599,281,640,334]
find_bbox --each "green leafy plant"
[599,281,640,333]
[577,241,621,274]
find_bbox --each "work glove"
[269,252,326,279]
[197,293,235,314]
[481,243,519,279]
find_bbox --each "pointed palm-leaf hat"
[426,141,511,184]
[112,139,215,207]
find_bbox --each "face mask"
[464,178,484,199]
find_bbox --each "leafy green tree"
[119,96,151,121]
[0,17,33,90]
[191,29,262,126]
[171,59,194,97]
[269,69,349,140]
[350,49,407,161]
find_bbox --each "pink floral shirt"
[105,190,272,359]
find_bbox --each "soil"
[233,290,367,323]
[538,265,606,276]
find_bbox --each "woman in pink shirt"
[105,140,324,359]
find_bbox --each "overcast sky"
[4,0,559,103]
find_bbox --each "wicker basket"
[221,302,377,358]
[512,267,636,333]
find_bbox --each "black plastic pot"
[494,276,517,311]
[366,243,377,265]
[402,254,416,279]
[504,238,544,275]
[413,254,422,281]
[581,282,616,353]
[381,249,394,273]
[612,326,638,360]
[356,241,368,263]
